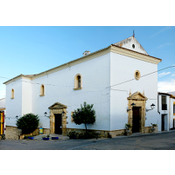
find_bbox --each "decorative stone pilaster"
[62,108,67,136]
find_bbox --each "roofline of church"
[111,44,162,61]
[3,44,162,85]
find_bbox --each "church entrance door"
[132,107,141,133]
[55,114,62,134]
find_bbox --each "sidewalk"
[112,129,175,139]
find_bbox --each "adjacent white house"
[158,92,175,131]
[4,35,162,138]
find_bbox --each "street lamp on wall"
[146,103,155,112]
[44,112,50,118]
[62,111,65,115]
[127,103,136,112]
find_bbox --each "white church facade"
[4,36,162,138]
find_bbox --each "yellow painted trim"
[170,94,175,99]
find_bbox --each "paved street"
[1,131,175,150]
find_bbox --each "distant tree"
[16,113,39,134]
[72,102,96,133]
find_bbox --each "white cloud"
[0,90,6,99]
[158,72,171,77]
[157,43,172,48]
[158,80,175,92]
[151,27,171,37]
[172,74,175,77]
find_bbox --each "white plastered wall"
[21,78,32,115]
[31,53,111,130]
[110,52,160,131]
[5,79,23,126]
[169,98,175,129]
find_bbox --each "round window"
[132,44,135,49]
[135,70,141,80]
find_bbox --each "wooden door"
[55,114,62,134]
[132,107,140,133]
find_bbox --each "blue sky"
[0,26,175,98]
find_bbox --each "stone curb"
[112,130,175,139]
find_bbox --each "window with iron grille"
[162,96,167,110]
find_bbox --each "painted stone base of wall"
[66,128,126,138]
[5,125,158,140]
[129,126,158,135]
[144,126,158,133]
[5,126,51,140]
[43,128,50,134]
[66,126,158,138]
[5,126,22,140]
[19,128,50,139]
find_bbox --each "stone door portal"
[48,102,67,135]
[127,91,148,134]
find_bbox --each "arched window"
[40,84,45,96]
[74,74,82,90]
[11,89,14,99]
